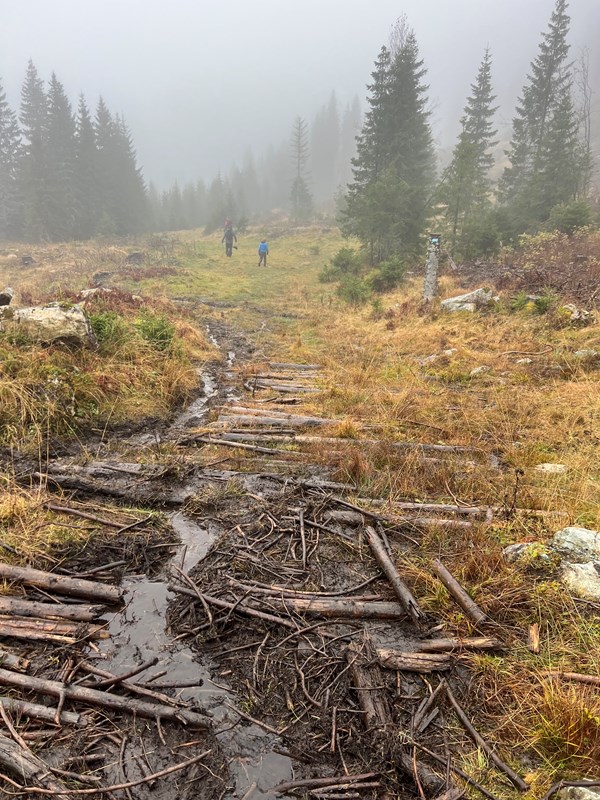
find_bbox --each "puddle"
[98,512,292,798]
[173,370,218,428]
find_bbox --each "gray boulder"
[2,303,96,348]
[0,287,14,306]
[441,288,496,313]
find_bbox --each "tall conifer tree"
[344,19,434,261]
[289,116,313,221]
[46,73,77,240]
[0,77,23,239]
[499,0,580,230]
[74,95,99,240]
[19,60,49,240]
[443,49,498,256]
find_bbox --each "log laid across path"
[0,563,122,605]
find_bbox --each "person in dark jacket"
[222,226,237,257]
[258,239,268,267]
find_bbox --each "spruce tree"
[19,60,49,240]
[344,21,434,261]
[74,95,99,240]
[310,92,340,206]
[46,73,77,240]
[499,0,580,231]
[0,77,23,239]
[289,116,313,221]
[443,49,498,257]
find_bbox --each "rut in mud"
[0,317,539,799]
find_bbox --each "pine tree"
[19,60,49,240]
[0,77,23,239]
[344,20,434,261]
[310,92,340,206]
[443,49,498,256]
[289,116,313,221]
[74,95,99,240]
[94,97,117,234]
[337,95,361,189]
[499,0,580,230]
[46,73,77,240]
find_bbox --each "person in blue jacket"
[258,239,269,267]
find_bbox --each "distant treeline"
[149,92,361,233]
[0,61,148,242]
[0,0,596,259]
[0,62,360,242]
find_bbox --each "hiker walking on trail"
[258,239,268,267]
[222,226,237,257]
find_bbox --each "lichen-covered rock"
[552,527,600,560]
[1,303,97,348]
[534,463,568,474]
[557,785,600,800]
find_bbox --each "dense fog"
[1,0,599,188]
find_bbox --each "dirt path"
[0,317,533,800]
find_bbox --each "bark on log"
[417,637,503,653]
[0,648,29,672]
[0,668,210,728]
[263,596,408,620]
[376,649,451,672]
[364,526,425,626]
[431,559,487,626]
[0,617,107,644]
[0,732,68,795]
[0,697,84,726]
[0,563,122,605]
[0,597,104,622]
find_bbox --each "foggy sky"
[1,0,599,188]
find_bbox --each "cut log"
[376,649,451,672]
[0,696,85,726]
[181,435,300,457]
[263,596,408,620]
[364,526,425,626]
[0,616,108,643]
[0,563,122,605]
[268,362,320,371]
[0,732,69,795]
[347,640,392,730]
[431,559,487,626]
[0,668,210,728]
[417,636,503,653]
[0,648,29,672]
[295,435,477,455]
[0,596,104,622]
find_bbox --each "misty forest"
[1,1,600,799]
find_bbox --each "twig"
[444,683,528,791]
[16,750,212,795]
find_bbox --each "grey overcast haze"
[1,0,599,188]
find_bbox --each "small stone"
[574,349,598,359]
[441,288,495,313]
[515,358,532,365]
[558,786,600,800]
[502,542,550,563]
[470,366,490,377]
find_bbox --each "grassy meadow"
[1,225,600,793]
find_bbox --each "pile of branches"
[168,483,526,800]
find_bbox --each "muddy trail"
[0,317,535,799]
